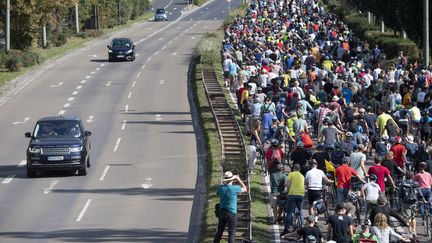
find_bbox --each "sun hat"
[222,171,237,182]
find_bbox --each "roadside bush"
[5,50,23,72]
[108,19,119,28]
[52,32,68,47]
[20,51,40,67]
[196,32,223,64]
[0,51,7,68]
[76,31,89,39]
[87,30,104,38]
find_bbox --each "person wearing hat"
[351,219,379,243]
[213,171,247,243]
[327,203,353,243]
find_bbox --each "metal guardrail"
[200,64,252,242]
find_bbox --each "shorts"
[346,202,356,216]
[271,193,287,207]
[402,203,417,220]
[223,71,230,79]
[308,190,322,206]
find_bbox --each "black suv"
[107,38,135,62]
[25,116,91,177]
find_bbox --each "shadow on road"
[90,59,109,62]
[0,228,186,242]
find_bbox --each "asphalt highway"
[0,0,242,242]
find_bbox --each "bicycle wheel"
[260,156,267,175]
[292,212,302,231]
[427,214,432,240]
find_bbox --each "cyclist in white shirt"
[305,159,334,215]
[360,174,381,220]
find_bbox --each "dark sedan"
[107,38,135,62]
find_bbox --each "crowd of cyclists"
[220,0,432,242]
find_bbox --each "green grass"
[0,11,154,89]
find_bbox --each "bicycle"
[347,191,362,224]
[419,200,432,240]
[256,145,267,175]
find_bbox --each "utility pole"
[228,0,231,14]
[6,0,10,51]
[42,25,47,47]
[75,3,79,34]
[425,0,430,67]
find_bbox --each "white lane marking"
[137,72,141,78]
[125,104,129,113]
[68,97,74,102]
[12,117,30,125]
[96,67,100,71]
[204,25,208,28]
[191,36,195,39]
[80,80,87,84]
[265,175,281,243]
[168,41,172,45]
[174,37,179,40]
[50,82,63,88]
[2,174,15,184]
[189,18,193,20]
[159,80,165,84]
[99,165,111,181]
[214,17,217,20]
[58,110,66,115]
[173,7,177,10]
[132,81,136,87]
[141,64,146,70]
[64,103,70,108]
[90,71,96,75]
[86,115,94,123]
[222,11,226,13]
[121,120,127,130]
[206,7,209,9]
[76,199,92,222]
[72,91,79,95]
[92,54,97,58]
[86,75,91,79]
[128,92,132,99]
[43,180,58,194]
[154,51,159,56]
[141,178,153,189]
[158,37,163,41]
[176,26,181,29]
[161,46,166,50]
[155,114,162,121]
[76,85,83,90]
[113,137,121,152]
[106,81,112,86]
[146,57,152,62]
[100,64,105,67]
[172,52,177,56]
[135,53,140,57]
[18,160,26,167]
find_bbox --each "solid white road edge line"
[113,137,121,152]
[99,165,111,181]
[76,199,92,222]
[2,174,15,184]
[43,180,59,194]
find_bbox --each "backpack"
[270,149,282,164]
[331,150,345,166]
[358,233,377,243]
[401,184,417,204]
[275,126,288,143]
[300,132,313,148]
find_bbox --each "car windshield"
[156,9,165,14]
[111,39,131,48]
[34,121,82,138]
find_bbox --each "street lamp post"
[228,0,231,14]
[6,0,10,51]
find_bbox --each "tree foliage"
[2,0,150,50]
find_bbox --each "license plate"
[48,156,64,161]
[117,55,124,58]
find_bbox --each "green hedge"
[195,32,223,64]
[364,31,420,60]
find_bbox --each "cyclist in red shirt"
[368,156,396,192]
[335,157,366,203]
[390,136,407,169]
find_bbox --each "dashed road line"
[132,81,136,87]
[141,65,146,70]
[172,52,177,56]
[160,80,165,84]
[86,115,94,123]
[125,104,129,113]
[72,91,79,95]
[12,117,30,125]
[76,199,92,222]
[2,174,15,184]
[155,114,162,121]
[68,97,74,102]
[43,180,58,194]
[86,75,91,79]
[121,120,127,130]
[96,67,100,71]
[128,92,132,99]
[99,165,111,181]
[76,85,83,90]
[168,41,172,45]
[64,103,70,108]
[80,80,87,84]
[113,137,121,152]
[154,51,159,56]
[162,46,166,50]
[90,71,96,75]
[58,110,66,115]
[146,57,152,62]
[18,160,26,167]
[137,72,141,78]
[141,178,153,189]
[100,64,105,67]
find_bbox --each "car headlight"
[70,146,83,153]
[108,50,113,53]
[126,49,132,54]
[29,147,41,153]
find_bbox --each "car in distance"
[25,116,91,177]
[155,8,167,21]
[107,38,135,62]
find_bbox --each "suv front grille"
[41,147,70,155]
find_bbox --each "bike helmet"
[419,161,428,170]
[362,219,372,227]
[347,192,357,201]
[306,235,317,243]
[369,174,378,181]
[346,132,353,137]
[270,139,278,146]
[297,141,304,148]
